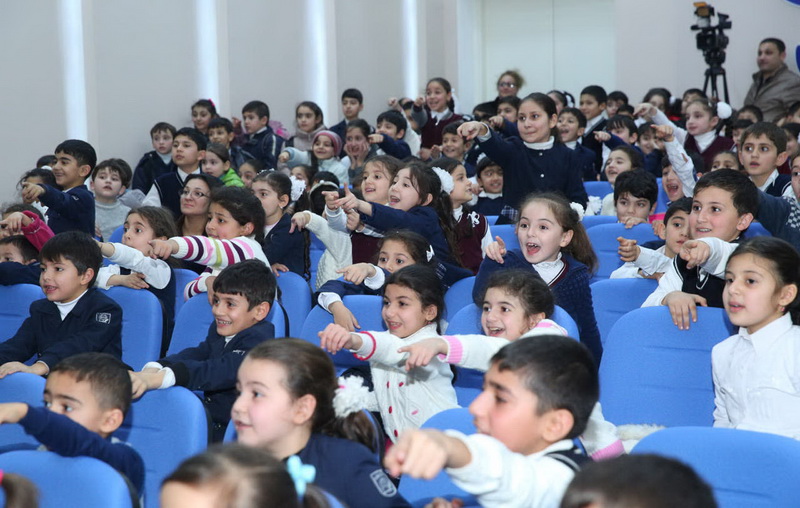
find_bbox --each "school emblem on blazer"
[370,469,398,497]
[96,312,111,324]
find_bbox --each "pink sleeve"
[20,211,54,251]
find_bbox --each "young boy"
[600,146,644,215]
[91,158,132,242]
[432,122,474,175]
[208,117,253,171]
[132,122,176,194]
[129,259,275,441]
[0,235,40,285]
[613,197,691,279]
[385,335,598,507]
[473,157,505,216]
[240,100,284,170]
[22,139,96,235]
[331,88,365,156]
[144,127,206,218]
[369,110,411,160]
[605,90,629,118]
[611,170,658,227]
[0,352,145,494]
[638,122,664,177]
[739,122,792,198]
[558,108,597,181]
[579,85,609,173]
[641,169,759,328]
[0,231,122,378]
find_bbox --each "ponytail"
[409,162,463,266]
[1,471,39,508]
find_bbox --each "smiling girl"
[410,77,463,159]
[280,130,348,185]
[286,101,326,152]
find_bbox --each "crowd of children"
[2,35,800,506]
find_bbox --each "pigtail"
[1,471,39,508]
[565,218,598,274]
[433,191,463,266]
[320,375,378,453]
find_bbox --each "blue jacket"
[229,145,254,171]
[296,433,411,508]
[0,288,123,368]
[0,261,40,285]
[473,250,602,364]
[377,135,411,160]
[573,143,598,181]
[755,191,800,250]
[581,118,608,173]
[159,319,275,436]
[241,126,284,169]
[132,150,176,194]
[19,406,144,494]
[473,196,504,217]
[38,184,95,235]
[263,214,307,278]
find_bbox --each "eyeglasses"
[498,81,517,89]
[181,189,209,199]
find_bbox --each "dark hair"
[740,121,788,153]
[497,95,521,112]
[472,102,496,122]
[613,170,658,207]
[0,472,39,508]
[341,88,363,104]
[580,85,607,104]
[51,352,132,415]
[491,335,597,438]
[412,162,462,266]
[732,118,755,132]
[312,170,340,187]
[242,100,270,120]
[214,259,276,309]
[728,236,800,323]
[561,454,717,508]
[180,173,224,230]
[683,88,708,101]
[497,70,525,89]
[296,101,324,129]
[442,121,467,138]
[163,443,330,508]
[240,158,265,174]
[517,193,598,273]
[246,339,376,452]
[127,206,178,240]
[560,107,587,128]
[40,231,102,286]
[192,99,218,117]
[36,154,57,168]
[205,142,231,164]
[643,87,672,109]
[376,110,407,137]
[638,121,655,138]
[174,127,207,151]
[664,196,693,223]
[54,139,97,170]
[0,235,39,261]
[365,155,403,183]
[385,265,445,331]
[92,158,133,188]
[547,90,575,109]
[150,121,177,138]
[521,93,560,140]
[210,186,266,243]
[787,101,800,118]
[377,229,437,269]
[607,115,638,139]
[737,105,764,122]
[617,104,635,116]
[693,169,759,217]
[760,37,786,54]
[309,181,340,215]
[3,203,44,221]
[208,117,234,133]
[607,90,629,104]
[710,150,739,171]
[17,168,56,192]
[783,122,800,144]
[427,77,455,111]
[346,119,371,139]
[476,157,502,179]
[609,145,644,171]
[482,269,554,319]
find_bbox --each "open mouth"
[695,227,712,236]
[666,183,680,194]
[525,241,541,256]
[389,195,401,205]
[727,302,743,312]
[486,326,505,337]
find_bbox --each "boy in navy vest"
[132,122,177,194]
[739,122,792,197]
[144,127,206,218]
[240,100,283,170]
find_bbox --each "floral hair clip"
[569,202,585,221]
[289,175,307,202]
[431,167,454,194]
[286,455,316,497]
[333,375,374,418]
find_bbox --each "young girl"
[161,443,332,508]
[411,77,463,159]
[547,89,574,114]
[401,269,623,460]
[474,192,602,363]
[711,150,741,172]
[713,236,800,439]
[191,98,217,136]
[459,93,588,224]
[643,87,672,114]
[150,186,268,300]
[96,206,178,353]
[252,171,308,278]
[332,161,471,285]
[238,159,262,189]
[342,119,378,185]
[599,146,644,216]
[232,338,411,507]
[287,101,326,152]
[315,229,437,331]
[437,157,492,274]
[319,265,459,441]
[203,143,244,187]
[290,164,314,189]
[280,131,349,185]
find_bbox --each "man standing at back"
[744,37,800,122]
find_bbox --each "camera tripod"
[702,62,730,104]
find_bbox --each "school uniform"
[565,140,598,181]
[132,151,175,194]
[0,261,40,285]
[411,106,463,149]
[473,194,504,217]
[38,184,95,235]
[229,145,254,171]
[315,267,388,312]
[376,135,412,160]
[581,116,608,174]
[149,168,201,219]
[263,214,306,278]
[684,133,735,174]
[454,207,490,274]
[330,119,349,158]
[241,125,284,169]
[756,170,792,198]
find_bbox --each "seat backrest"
[587,223,659,279]
[114,386,209,508]
[742,221,771,238]
[634,426,800,508]
[103,287,162,370]
[491,224,518,251]
[590,278,658,344]
[443,275,476,321]
[0,450,134,508]
[599,306,734,427]
[108,224,124,243]
[0,373,45,448]
[584,181,613,199]
[276,271,312,337]
[172,268,199,317]
[0,284,42,339]
[582,215,618,229]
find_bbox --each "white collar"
[178,167,200,182]
[157,152,172,164]
[564,140,578,149]
[453,206,464,222]
[479,191,503,198]
[54,289,88,320]
[533,252,564,285]
[737,313,793,355]
[431,109,450,122]
[694,130,717,152]
[523,136,555,150]
[585,111,607,132]
[755,169,780,191]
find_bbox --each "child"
[681,88,708,116]
[613,197,691,279]
[497,95,521,123]
[342,119,377,185]
[0,235,40,285]
[91,158,133,241]
[145,127,207,218]
[384,335,598,507]
[131,259,275,441]
[606,90,629,118]
[191,98,218,136]
[432,122,475,176]
[290,165,314,189]
[287,101,326,152]
[0,353,144,494]
[643,87,672,114]
[208,117,254,171]
[319,265,459,441]
[739,122,791,197]
[240,100,283,170]
[150,186,269,300]
[238,158,262,189]
[280,130,349,186]
[711,150,741,171]
[558,107,597,181]
[638,123,664,177]
[579,85,609,172]
[331,88,365,156]
[459,93,588,223]
[0,472,37,507]
[642,170,759,329]
[547,89,574,114]
[232,339,410,507]
[0,232,122,377]
[21,139,96,235]
[17,167,56,217]
[251,172,308,278]
[475,192,602,363]
[599,146,644,215]
[611,170,658,227]
[736,105,763,124]
[0,205,55,252]
[473,157,505,216]
[370,110,411,160]
[712,236,800,439]
[411,77,464,160]
[132,122,177,194]
[203,143,245,187]
[161,444,332,508]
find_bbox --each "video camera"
[690,2,731,67]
